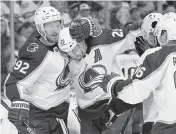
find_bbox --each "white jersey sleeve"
[114,45,176,123]
[110,29,141,59]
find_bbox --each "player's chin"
[50,37,59,43]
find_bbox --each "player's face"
[67,41,87,60]
[44,20,62,43]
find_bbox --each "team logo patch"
[27,43,39,52]
[55,64,71,91]
[78,64,107,93]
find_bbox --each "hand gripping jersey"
[115,45,176,124]
[4,32,71,111]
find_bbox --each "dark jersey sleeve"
[4,35,49,101]
[86,21,141,51]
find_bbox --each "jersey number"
[174,71,176,89]
[14,60,29,74]
[112,29,123,38]
[122,67,136,79]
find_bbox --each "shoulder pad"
[18,37,48,61]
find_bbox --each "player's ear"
[158,30,168,46]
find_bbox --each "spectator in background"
[1,18,11,90]
[130,6,143,22]
[163,4,176,13]
[68,3,79,20]
[79,3,91,18]
[1,1,21,19]
[1,1,23,32]
[21,0,38,23]
[14,22,35,60]
[33,0,51,7]
[51,1,72,26]
[17,22,34,39]
[110,2,131,29]
[76,3,92,19]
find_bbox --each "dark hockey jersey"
[4,32,70,113]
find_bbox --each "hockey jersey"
[4,33,71,111]
[115,45,176,123]
[70,26,141,118]
[115,30,160,123]
[112,51,139,80]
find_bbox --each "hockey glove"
[69,17,96,42]
[101,73,124,97]
[8,100,30,131]
[92,108,110,132]
[134,36,153,56]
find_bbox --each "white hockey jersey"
[70,39,138,110]
[112,52,139,80]
[117,45,176,124]
[116,30,159,123]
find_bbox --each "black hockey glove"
[134,36,153,56]
[69,17,96,42]
[8,100,30,131]
[92,108,110,132]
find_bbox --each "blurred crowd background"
[1,0,176,91]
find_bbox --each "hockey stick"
[1,99,36,134]
[120,108,135,134]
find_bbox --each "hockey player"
[58,17,141,133]
[57,13,158,133]
[104,49,141,134]
[102,13,176,134]
[124,13,164,134]
[4,6,70,134]
[104,13,164,134]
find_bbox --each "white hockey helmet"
[58,27,77,53]
[163,12,176,20]
[155,13,176,46]
[141,13,163,44]
[34,6,63,38]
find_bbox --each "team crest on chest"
[27,43,39,52]
[55,64,71,90]
[78,64,107,93]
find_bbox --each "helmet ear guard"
[36,24,46,39]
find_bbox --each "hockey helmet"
[34,6,63,39]
[141,13,163,45]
